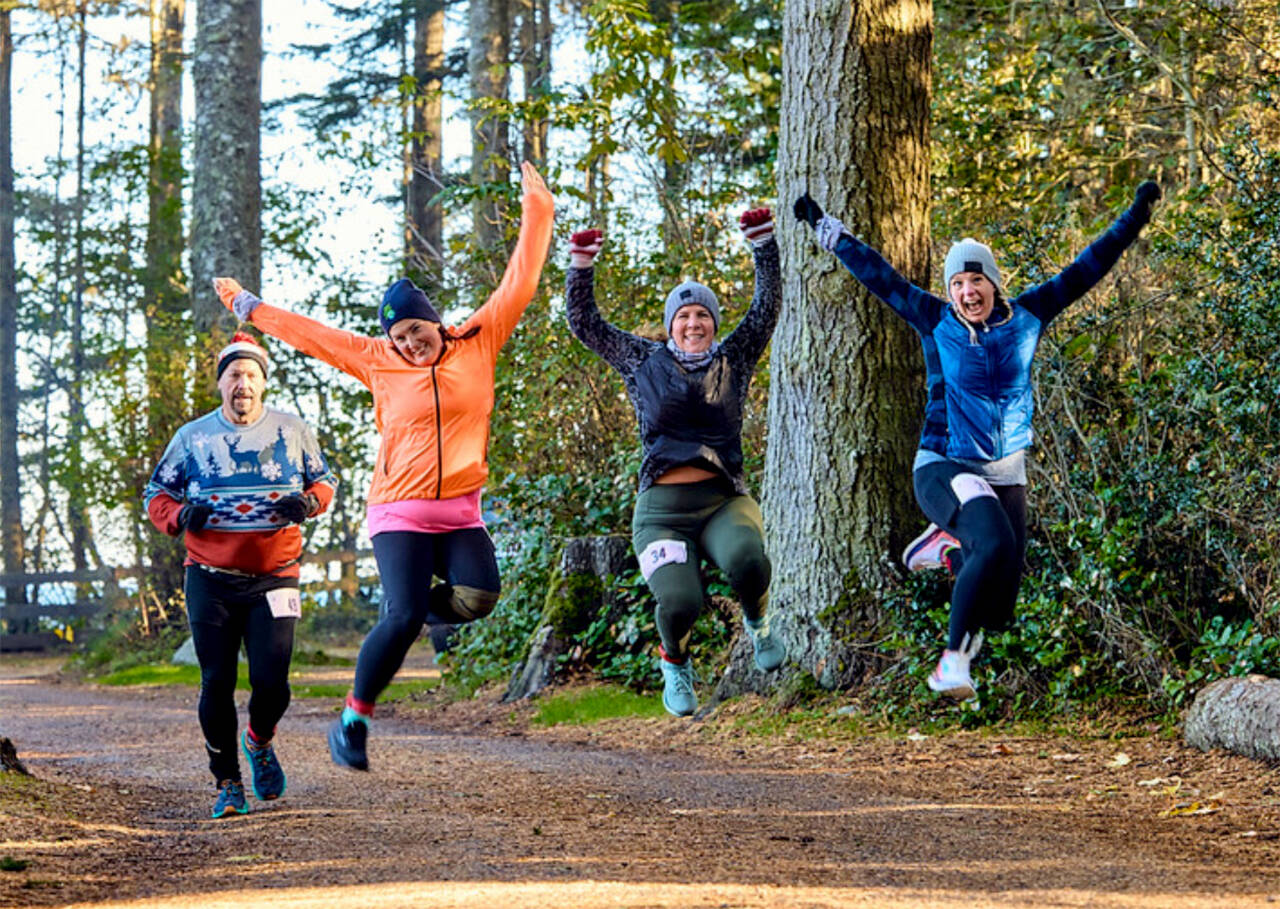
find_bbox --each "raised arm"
[723,208,781,368]
[1015,181,1161,326]
[213,278,381,388]
[462,161,556,354]
[564,229,654,376]
[793,193,945,334]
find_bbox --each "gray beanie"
[663,281,720,334]
[943,238,1002,293]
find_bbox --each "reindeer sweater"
[144,407,337,577]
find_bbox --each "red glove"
[739,208,774,247]
[569,229,604,268]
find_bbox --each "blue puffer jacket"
[825,203,1151,461]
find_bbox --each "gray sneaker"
[745,614,786,671]
[660,657,697,717]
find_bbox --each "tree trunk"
[406,0,444,276]
[0,5,23,611]
[745,0,932,692]
[144,0,187,603]
[517,0,551,169]
[191,0,261,361]
[69,0,90,575]
[1185,675,1280,763]
[468,0,511,252]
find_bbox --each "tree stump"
[503,535,636,702]
[1184,675,1280,762]
[0,736,30,775]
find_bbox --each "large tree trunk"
[191,0,260,367]
[406,0,445,277]
[743,0,932,692]
[468,0,511,253]
[1184,675,1280,763]
[144,0,187,603]
[0,5,23,611]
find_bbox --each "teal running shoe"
[242,731,286,800]
[745,613,786,672]
[328,715,369,771]
[211,779,248,818]
[660,656,697,717]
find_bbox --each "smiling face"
[389,317,444,367]
[218,359,266,425]
[669,304,716,354]
[948,271,997,324]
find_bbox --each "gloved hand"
[793,192,825,228]
[815,214,848,252]
[275,492,320,524]
[212,277,263,321]
[1130,180,1162,222]
[177,503,212,534]
[739,208,774,247]
[569,229,604,269]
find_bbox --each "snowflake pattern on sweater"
[144,408,336,532]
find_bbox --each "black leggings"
[353,529,501,705]
[913,462,1026,651]
[185,566,297,784]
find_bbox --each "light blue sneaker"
[744,614,786,672]
[242,731,286,800]
[660,656,697,717]
[211,779,248,819]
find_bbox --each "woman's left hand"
[740,207,774,247]
[521,161,549,197]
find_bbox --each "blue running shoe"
[211,779,248,818]
[242,731,286,800]
[328,715,369,771]
[744,613,786,672]
[659,656,697,717]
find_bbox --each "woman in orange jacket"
[214,162,554,770]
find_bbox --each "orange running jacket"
[248,187,554,506]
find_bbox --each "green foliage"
[530,684,667,726]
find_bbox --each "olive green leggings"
[632,479,771,662]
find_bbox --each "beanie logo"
[383,302,395,321]
[680,289,694,300]
[963,260,984,275]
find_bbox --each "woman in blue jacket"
[795,182,1160,699]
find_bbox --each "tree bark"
[144,0,187,603]
[0,4,23,610]
[69,0,90,575]
[1185,675,1280,763]
[406,0,445,276]
[191,0,261,351]
[517,0,551,169]
[747,0,932,691]
[468,0,511,252]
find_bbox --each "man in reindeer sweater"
[144,332,337,818]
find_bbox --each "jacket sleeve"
[462,185,556,357]
[249,302,382,388]
[564,266,654,377]
[1014,203,1151,326]
[299,420,338,517]
[722,237,781,369]
[830,233,945,335]
[143,431,189,536]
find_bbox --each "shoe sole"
[928,680,976,700]
[661,693,696,717]
[242,733,286,801]
[328,721,370,771]
[211,797,249,819]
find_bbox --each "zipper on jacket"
[431,360,444,499]
[982,326,1004,460]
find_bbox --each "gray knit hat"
[663,281,720,334]
[943,238,1002,293]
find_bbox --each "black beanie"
[380,278,442,335]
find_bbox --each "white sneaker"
[927,632,981,700]
[902,523,960,572]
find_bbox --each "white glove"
[815,215,847,252]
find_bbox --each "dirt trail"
[2,655,1280,909]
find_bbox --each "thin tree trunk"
[0,4,24,610]
[468,0,511,252]
[144,0,187,602]
[191,0,261,370]
[406,0,444,275]
[69,0,89,574]
[742,0,932,692]
[517,0,551,169]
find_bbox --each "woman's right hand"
[212,277,263,321]
[569,229,604,269]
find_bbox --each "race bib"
[639,539,689,581]
[266,587,302,620]
[950,473,997,505]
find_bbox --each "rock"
[0,737,30,775]
[1184,675,1280,762]
[171,635,199,666]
